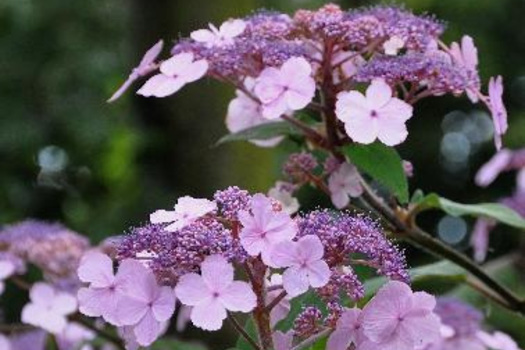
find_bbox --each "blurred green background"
[1,0,524,346]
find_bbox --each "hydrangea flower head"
[21,283,77,334]
[108,40,164,102]
[254,57,316,120]
[239,193,297,264]
[175,255,256,331]
[335,79,413,146]
[360,281,440,350]
[116,259,176,346]
[150,196,217,232]
[328,162,363,209]
[270,235,330,297]
[191,19,246,48]
[488,75,508,150]
[137,52,208,98]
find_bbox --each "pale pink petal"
[366,79,392,109]
[116,295,148,326]
[270,298,291,328]
[273,331,293,350]
[149,209,179,224]
[461,36,478,69]
[399,313,441,348]
[327,330,352,350]
[330,190,349,209]
[281,57,312,78]
[51,293,77,315]
[219,281,257,312]
[297,235,324,262]
[282,266,309,297]
[376,114,409,146]
[191,29,217,44]
[262,95,288,120]
[159,53,194,77]
[285,83,315,110]
[181,60,209,83]
[410,291,436,312]
[190,299,227,331]
[77,287,111,318]
[270,240,298,268]
[219,19,246,39]
[201,255,234,292]
[344,114,378,144]
[77,252,114,287]
[176,305,192,332]
[107,75,137,103]
[118,260,158,302]
[138,40,164,68]
[335,91,369,123]
[152,287,176,322]
[30,283,55,306]
[133,310,161,347]
[137,74,184,98]
[380,98,413,122]
[175,273,212,306]
[475,149,512,187]
[471,218,496,263]
[0,261,15,280]
[254,68,283,103]
[306,260,330,288]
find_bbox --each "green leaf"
[417,194,525,229]
[216,122,299,145]
[236,317,259,350]
[342,142,409,203]
[275,291,326,332]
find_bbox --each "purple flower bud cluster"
[0,220,89,281]
[355,53,469,96]
[296,210,409,282]
[318,267,365,302]
[213,186,252,221]
[293,306,323,338]
[283,152,319,183]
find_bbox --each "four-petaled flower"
[360,281,441,350]
[108,40,163,102]
[191,19,246,48]
[335,79,413,146]
[270,235,330,297]
[21,283,77,334]
[150,196,217,232]
[488,76,508,150]
[77,251,134,325]
[116,260,176,347]
[239,193,297,265]
[254,57,316,120]
[328,162,363,209]
[137,52,208,98]
[175,255,256,331]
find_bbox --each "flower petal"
[175,273,212,306]
[137,74,184,98]
[201,255,234,292]
[152,287,176,322]
[282,266,309,297]
[366,79,392,109]
[77,251,114,287]
[219,281,256,312]
[133,310,161,347]
[190,299,227,331]
[306,260,330,288]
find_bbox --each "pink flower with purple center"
[191,19,246,48]
[175,255,256,331]
[254,57,316,120]
[328,162,363,209]
[270,235,330,297]
[335,79,413,146]
[238,193,297,265]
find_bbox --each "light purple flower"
[327,308,366,350]
[477,331,521,350]
[475,149,513,187]
[470,218,496,263]
[273,330,293,350]
[226,77,283,147]
[56,322,95,350]
[0,259,15,295]
[239,194,297,265]
[107,40,164,102]
[21,283,77,334]
[137,52,208,98]
[270,235,330,297]
[449,35,479,103]
[268,182,300,215]
[488,76,508,150]
[149,196,217,232]
[328,162,363,209]
[115,259,176,347]
[191,19,246,48]
[175,255,256,331]
[77,251,129,325]
[335,79,413,146]
[360,281,441,350]
[254,57,316,120]
[0,335,10,350]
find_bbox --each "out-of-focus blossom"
[239,194,297,265]
[21,283,77,334]
[488,76,508,150]
[270,235,330,297]
[254,57,316,120]
[115,260,176,346]
[475,149,513,187]
[0,335,10,350]
[327,308,365,350]
[336,79,413,146]
[137,53,208,98]
[470,218,496,263]
[360,281,440,350]
[175,255,256,331]
[176,305,193,332]
[268,182,300,215]
[150,196,217,232]
[108,40,164,102]
[8,331,47,350]
[328,162,363,209]
[56,323,95,350]
[477,331,521,350]
[0,259,15,295]
[191,19,246,48]
[449,36,479,103]
[226,77,283,147]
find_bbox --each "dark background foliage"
[1,0,524,347]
